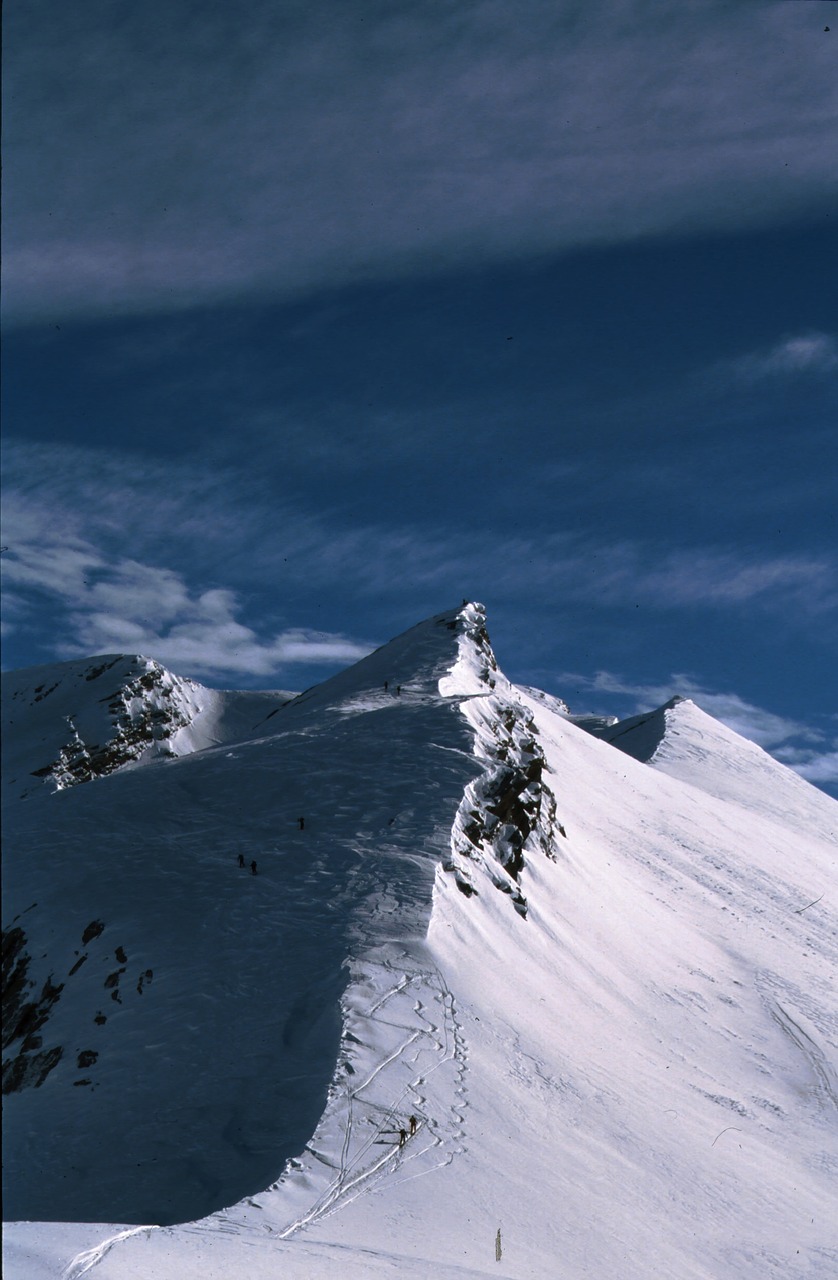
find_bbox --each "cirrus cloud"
[1,524,374,680]
[729,332,838,383]
[4,0,836,324]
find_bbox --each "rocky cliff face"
[445,694,558,917]
[436,603,561,918]
[32,661,199,789]
[3,655,208,797]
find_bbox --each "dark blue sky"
[2,2,837,793]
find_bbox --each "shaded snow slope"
[2,655,295,798]
[4,604,837,1280]
[2,607,490,1225]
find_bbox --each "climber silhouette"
[250,860,258,875]
[237,854,245,868]
[398,1128,408,1148]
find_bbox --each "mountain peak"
[601,692,835,829]
[278,601,500,716]
[3,605,836,1279]
[1,654,290,798]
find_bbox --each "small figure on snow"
[298,816,305,830]
[398,1128,408,1148]
[250,860,258,875]
[383,680,389,692]
[237,854,245,868]
[395,685,401,696]
[409,1115,418,1135]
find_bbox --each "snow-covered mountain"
[3,604,836,1279]
[2,654,295,797]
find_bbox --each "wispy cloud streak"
[5,1,836,322]
[1,479,375,679]
[722,333,838,384]
[3,438,836,658]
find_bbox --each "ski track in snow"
[180,944,469,1246]
[59,946,472,1272]
[770,1001,838,1114]
[62,1227,160,1280]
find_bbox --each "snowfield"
[3,603,836,1278]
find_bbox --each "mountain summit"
[3,603,836,1280]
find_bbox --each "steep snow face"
[1,655,295,799]
[422,692,838,1280]
[3,604,838,1280]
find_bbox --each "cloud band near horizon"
[3,436,835,682]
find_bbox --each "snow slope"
[3,604,837,1279]
[602,694,837,836]
[2,654,295,797]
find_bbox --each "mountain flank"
[3,603,836,1280]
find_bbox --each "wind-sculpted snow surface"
[3,603,838,1280]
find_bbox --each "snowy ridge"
[4,602,838,1279]
[212,942,469,1244]
[210,605,562,1244]
[605,695,837,838]
[2,605,486,1226]
[136,608,497,1245]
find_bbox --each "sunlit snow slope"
[3,604,837,1280]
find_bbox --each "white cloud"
[727,332,838,383]
[775,749,838,786]
[0,503,374,680]
[4,1,836,323]
[62,586,373,678]
[0,530,105,601]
